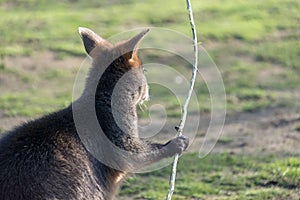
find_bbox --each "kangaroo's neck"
[95,92,138,137]
[79,63,139,138]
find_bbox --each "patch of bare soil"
[189,107,300,156]
[0,51,83,93]
[3,51,82,72]
[0,115,30,132]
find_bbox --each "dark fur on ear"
[78,27,103,54]
[78,27,113,55]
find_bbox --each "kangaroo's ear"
[121,29,150,59]
[78,27,110,55]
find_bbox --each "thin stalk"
[165,0,199,199]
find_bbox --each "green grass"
[0,90,71,117]
[119,153,300,199]
[253,39,300,70]
[0,0,299,117]
[218,136,234,144]
[1,0,300,55]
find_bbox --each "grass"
[119,153,300,199]
[1,0,299,117]
[218,136,234,145]
[0,61,76,117]
[252,39,300,70]
[0,1,299,199]
[0,91,71,117]
[0,1,299,116]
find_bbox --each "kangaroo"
[0,27,189,200]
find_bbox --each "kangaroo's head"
[78,27,149,107]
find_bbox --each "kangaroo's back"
[0,107,108,200]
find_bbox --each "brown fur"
[0,27,189,200]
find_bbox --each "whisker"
[138,103,145,112]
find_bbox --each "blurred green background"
[0,0,299,199]
[0,0,299,116]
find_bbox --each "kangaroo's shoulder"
[0,106,76,152]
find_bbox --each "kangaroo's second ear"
[78,27,104,55]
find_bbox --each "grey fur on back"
[0,28,189,200]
